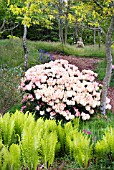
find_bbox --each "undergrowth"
[0,111,114,169]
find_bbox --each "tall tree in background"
[0,0,18,36]
[10,0,53,70]
[81,0,114,114]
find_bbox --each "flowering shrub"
[20,59,111,121]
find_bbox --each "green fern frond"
[72,132,93,168]
[0,113,15,147]
[96,127,114,159]
[21,121,40,170]
[0,146,11,170]
[9,144,21,170]
[56,123,65,155]
[41,131,58,168]
[11,110,27,137]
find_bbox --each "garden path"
[52,54,114,114]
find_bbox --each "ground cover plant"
[0,111,114,169]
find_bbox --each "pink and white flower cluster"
[20,59,111,121]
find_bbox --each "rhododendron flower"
[20,59,111,121]
[36,106,40,111]
[106,104,111,110]
[21,105,26,112]
[40,111,45,115]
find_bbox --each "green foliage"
[21,121,40,170]
[40,119,58,167]
[9,144,21,170]
[0,110,114,169]
[0,65,22,114]
[0,113,15,147]
[64,121,93,168]
[95,50,114,86]
[0,143,21,170]
[11,110,28,137]
[41,131,58,168]
[96,127,114,160]
[0,145,11,170]
[72,132,93,168]
[56,123,66,156]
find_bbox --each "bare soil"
[52,54,114,113]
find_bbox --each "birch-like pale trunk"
[93,28,96,45]
[58,0,64,44]
[100,15,114,114]
[64,0,70,44]
[23,24,29,71]
[74,18,78,43]
[98,29,101,48]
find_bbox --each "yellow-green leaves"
[10,0,53,28]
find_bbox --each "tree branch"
[93,0,103,9]
[109,2,114,7]
[0,19,6,32]
[111,41,114,45]
[81,23,106,36]
[2,23,19,33]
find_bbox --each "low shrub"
[0,66,22,114]
[20,59,111,122]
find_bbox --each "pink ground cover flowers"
[20,59,111,121]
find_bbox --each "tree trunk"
[74,18,78,43]
[58,0,64,44]
[58,18,64,44]
[100,15,114,114]
[98,29,101,48]
[93,28,96,45]
[64,17,68,44]
[64,0,70,44]
[23,24,29,71]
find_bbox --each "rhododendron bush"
[20,59,111,121]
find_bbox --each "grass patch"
[1,39,114,69]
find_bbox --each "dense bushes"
[0,111,114,169]
[20,59,111,122]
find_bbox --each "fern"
[72,132,93,168]
[0,145,11,170]
[21,119,40,170]
[56,123,65,155]
[43,119,57,133]
[11,110,28,137]
[0,113,15,147]
[96,127,114,160]
[9,144,21,170]
[41,131,58,168]
[64,122,93,168]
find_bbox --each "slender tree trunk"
[64,17,68,44]
[98,29,101,48]
[23,24,29,71]
[93,28,96,45]
[64,0,70,44]
[58,0,64,44]
[74,19,78,43]
[58,18,64,44]
[100,15,114,114]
